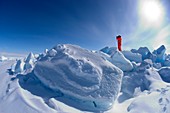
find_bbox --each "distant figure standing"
[116,35,122,51]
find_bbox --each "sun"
[138,0,164,27]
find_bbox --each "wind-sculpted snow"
[34,44,123,111]
[127,87,170,113]
[127,68,170,113]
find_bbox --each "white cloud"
[0,52,26,57]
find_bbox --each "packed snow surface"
[158,67,170,83]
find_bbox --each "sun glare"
[139,0,164,27]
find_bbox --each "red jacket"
[116,35,122,51]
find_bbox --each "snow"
[99,47,134,71]
[24,52,36,70]
[131,47,150,60]
[124,68,170,113]
[158,67,170,83]
[25,52,36,63]
[121,59,163,98]
[164,54,170,66]
[12,52,36,74]
[127,92,161,113]
[110,51,133,71]
[0,61,59,113]
[127,86,170,113]
[100,46,117,55]
[153,62,162,69]
[153,45,166,63]
[1,44,170,113]
[163,59,170,66]
[47,49,57,57]
[0,55,8,61]
[34,44,123,112]
[14,59,25,73]
[122,50,142,63]
[130,45,167,64]
[44,49,48,54]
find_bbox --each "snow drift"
[127,68,170,113]
[34,44,123,111]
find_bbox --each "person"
[116,35,122,51]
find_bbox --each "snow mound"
[127,71,170,113]
[110,51,133,71]
[99,47,133,71]
[121,60,160,97]
[127,88,170,113]
[34,44,123,112]
[0,55,8,61]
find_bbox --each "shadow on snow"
[9,71,95,112]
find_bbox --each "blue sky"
[0,0,170,54]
